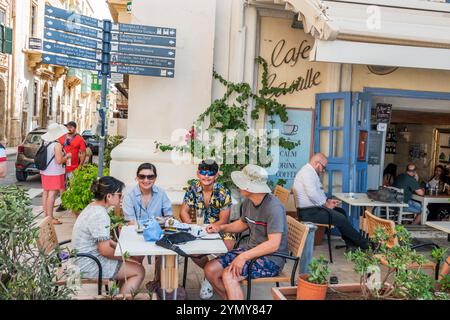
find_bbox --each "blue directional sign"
[110,53,174,68]
[42,54,101,71]
[111,65,174,78]
[111,33,176,47]
[45,17,103,39]
[45,5,102,29]
[112,23,176,37]
[111,43,175,58]
[43,41,101,61]
[44,28,102,50]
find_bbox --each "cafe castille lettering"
[268,39,321,97]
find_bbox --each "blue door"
[315,92,371,229]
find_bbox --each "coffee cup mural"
[282,122,299,136]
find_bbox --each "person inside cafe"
[427,165,450,221]
[393,163,425,225]
[122,162,173,292]
[203,164,288,300]
[179,159,234,300]
[72,176,145,295]
[382,163,397,186]
[293,153,369,250]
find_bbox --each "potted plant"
[296,254,331,300]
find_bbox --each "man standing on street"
[0,139,7,179]
[57,121,86,210]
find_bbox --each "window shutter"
[0,25,4,54]
[5,27,12,54]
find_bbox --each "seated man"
[179,159,234,299]
[293,153,369,250]
[393,163,424,225]
[204,164,288,300]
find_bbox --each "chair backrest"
[291,187,299,209]
[365,210,397,248]
[273,185,290,207]
[286,215,309,258]
[37,216,59,255]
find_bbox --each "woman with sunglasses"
[71,176,145,295]
[121,163,173,291]
[180,160,234,299]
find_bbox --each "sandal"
[52,218,62,225]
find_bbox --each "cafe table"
[114,225,227,300]
[425,221,450,241]
[411,194,450,225]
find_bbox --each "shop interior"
[367,96,450,191]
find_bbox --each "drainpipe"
[9,0,17,145]
[238,0,247,83]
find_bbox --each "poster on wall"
[267,108,313,190]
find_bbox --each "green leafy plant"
[0,185,73,299]
[307,255,331,285]
[155,57,301,190]
[104,135,125,169]
[439,274,450,293]
[62,164,109,213]
[345,226,448,300]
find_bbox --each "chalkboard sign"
[369,131,383,165]
[376,103,392,124]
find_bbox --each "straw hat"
[41,123,68,142]
[231,164,271,194]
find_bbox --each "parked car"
[15,128,47,181]
[81,130,99,155]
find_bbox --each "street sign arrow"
[45,5,103,29]
[43,41,101,62]
[44,28,102,50]
[112,22,176,38]
[111,33,176,47]
[45,17,103,39]
[110,64,175,78]
[42,53,102,71]
[110,53,175,68]
[111,43,175,58]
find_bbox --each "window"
[30,3,37,37]
[48,87,53,116]
[33,82,38,116]
[0,9,6,25]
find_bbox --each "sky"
[89,0,112,20]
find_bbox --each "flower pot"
[296,274,328,300]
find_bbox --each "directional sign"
[111,65,174,78]
[44,28,102,50]
[45,5,103,29]
[42,54,101,71]
[111,33,176,47]
[45,17,103,39]
[110,53,174,68]
[112,23,176,38]
[111,43,175,58]
[43,41,101,61]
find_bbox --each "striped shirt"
[0,144,6,163]
[293,163,327,208]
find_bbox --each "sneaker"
[199,278,214,300]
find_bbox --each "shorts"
[217,248,281,279]
[41,174,65,191]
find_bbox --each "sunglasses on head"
[138,174,157,180]
[199,170,217,177]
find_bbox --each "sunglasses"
[199,170,217,177]
[138,174,157,180]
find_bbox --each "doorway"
[0,79,6,142]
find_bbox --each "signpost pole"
[98,20,112,177]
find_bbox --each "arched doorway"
[40,82,49,128]
[0,79,6,142]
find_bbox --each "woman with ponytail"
[71,176,145,295]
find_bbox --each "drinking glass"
[196,209,205,226]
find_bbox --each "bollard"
[299,222,318,275]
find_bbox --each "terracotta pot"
[296,274,328,300]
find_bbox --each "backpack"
[367,186,404,203]
[35,141,56,171]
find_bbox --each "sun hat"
[41,123,68,142]
[230,164,271,194]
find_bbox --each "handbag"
[367,186,404,203]
[142,218,163,242]
[155,232,197,257]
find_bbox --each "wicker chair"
[273,185,290,207]
[364,210,440,279]
[37,216,111,295]
[240,216,309,300]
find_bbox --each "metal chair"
[241,216,309,300]
[37,216,111,295]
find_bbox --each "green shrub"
[62,164,109,213]
[104,135,125,169]
[0,185,73,299]
[307,255,331,285]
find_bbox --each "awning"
[252,0,450,70]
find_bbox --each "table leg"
[160,255,178,300]
[421,199,428,225]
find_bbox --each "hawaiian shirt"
[183,180,232,224]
